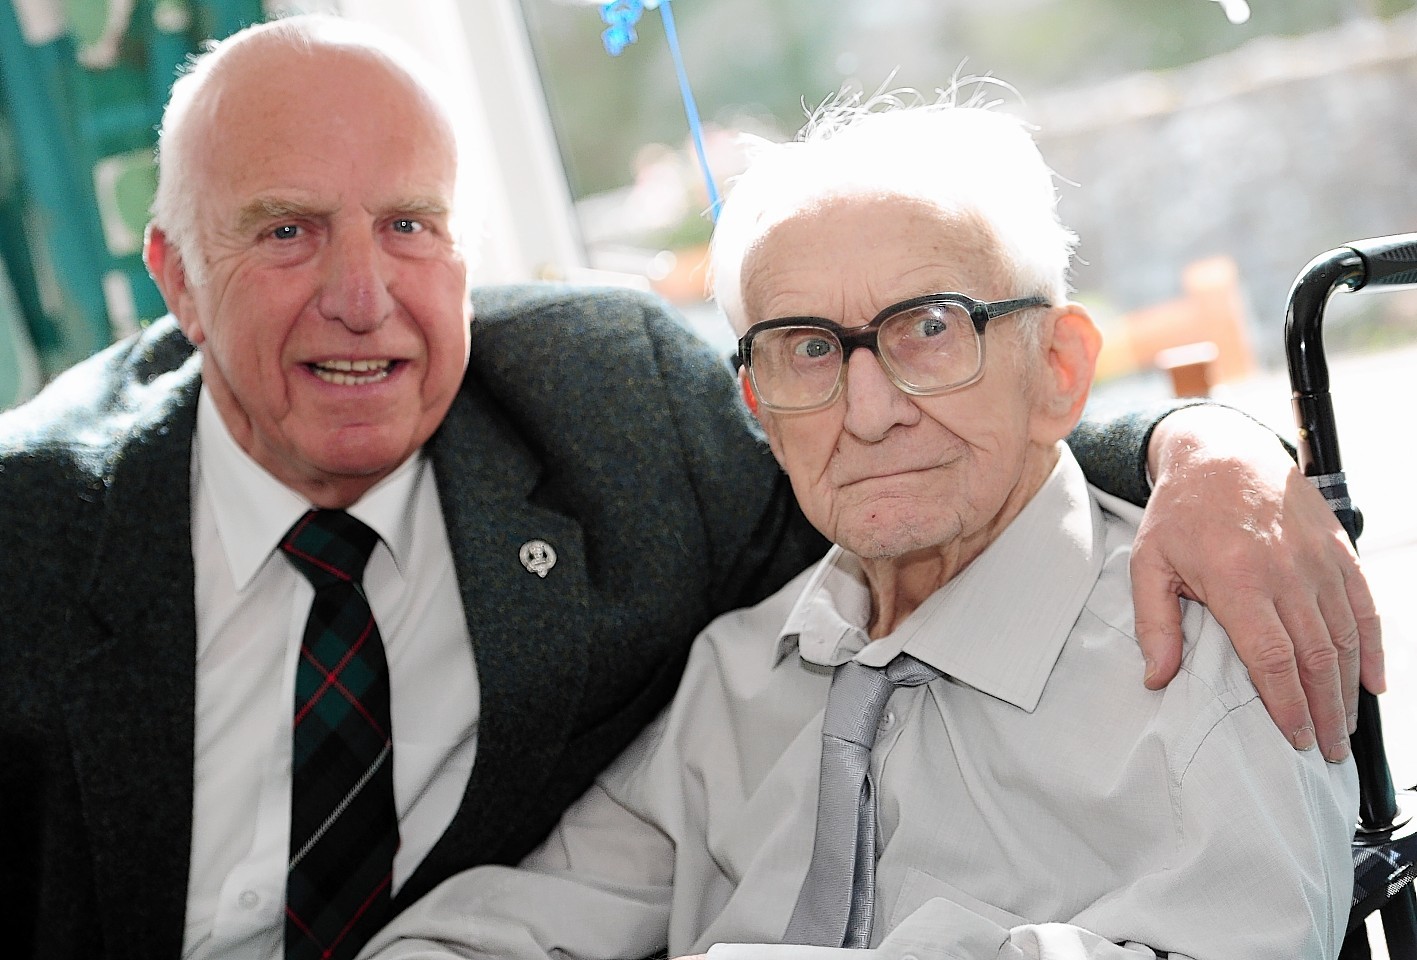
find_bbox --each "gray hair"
[709,88,1078,336]
[150,13,474,288]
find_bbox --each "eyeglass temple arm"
[983,296,1052,318]
[974,296,1052,331]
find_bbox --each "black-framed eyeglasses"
[735,292,1051,413]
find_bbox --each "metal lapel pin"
[519,539,557,578]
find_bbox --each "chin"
[843,535,933,561]
[312,431,417,480]
[836,517,958,561]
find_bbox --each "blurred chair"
[1122,256,1258,397]
[0,0,262,375]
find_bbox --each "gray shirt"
[361,447,1357,960]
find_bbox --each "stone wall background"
[1025,13,1417,366]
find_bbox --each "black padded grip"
[1348,233,1417,289]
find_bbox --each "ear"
[143,225,205,345]
[1030,303,1102,444]
[738,366,760,418]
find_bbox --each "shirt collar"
[776,549,874,668]
[775,445,1104,712]
[194,387,426,591]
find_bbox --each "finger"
[1346,564,1386,695]
[1129,551,1186,690]
[1207,594,1316,752]
[1276,591,1348,762]
[1311,567,1363,734]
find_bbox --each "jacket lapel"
[400,376,592,901]
[61,357,201,960]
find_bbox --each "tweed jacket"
[0,284,1157,960]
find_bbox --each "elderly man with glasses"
[361,101,1357,960]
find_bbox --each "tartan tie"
[784,654,942,948]
[281,509,399,960]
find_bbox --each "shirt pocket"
[888,864,1027,933]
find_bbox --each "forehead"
[196,42,457,211]
[740,192,1003,321]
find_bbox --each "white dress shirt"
[359,445,1358,960]
[182,389,479,960]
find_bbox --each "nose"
[840,346,920,442]
[317,226,395,332]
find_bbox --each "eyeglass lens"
[749,301,982,410]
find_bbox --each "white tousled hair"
[149,13,476,288]
[709,86,1078,336]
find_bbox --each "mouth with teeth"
[308,358,396,386]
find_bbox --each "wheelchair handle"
[1286,233,1417,402]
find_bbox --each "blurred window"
[517,0,1417,361]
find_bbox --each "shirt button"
[238,890,260,910]
[878,709,896,732]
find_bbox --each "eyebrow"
[390,197,451,220]
[234,197,327,236]
[234,196,454,238]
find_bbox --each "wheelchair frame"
[1284,234,1417,958]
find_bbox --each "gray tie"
[784,653,942,948]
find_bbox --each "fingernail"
[1325,739,1351,764]
[1290,725,1316,751]
[1143,657,1156,684]
[1348,712,1359,735]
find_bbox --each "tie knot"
[883,653,941,688]
[823,654,941,747]
[280,509,380,588]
